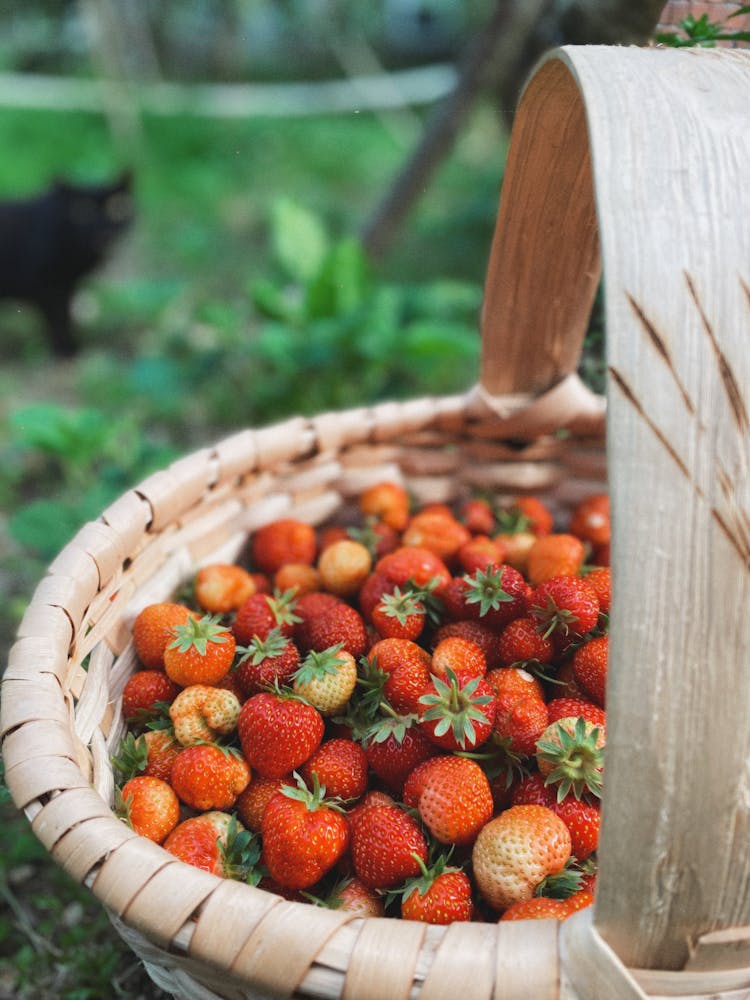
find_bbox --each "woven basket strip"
[282,491,345,528]
[396,446,461,477]
[47,543,101,597]
[332,463,407,497]
[406,475,465,507]
[276,456,344,494]
[188,880,282,971]
[311,408,375,452]
[4,753,90,808]
[50,814,138,882]
[73,640,114,744]
[210,429,259,483]
[0,674,71,739]
[4,634,68,683]
[1,718,80,775]
[92,835,177,916]
[30,785,113,850]
[90,727,114,801]
[560,909,647,1000]
[109,643,141,702]
[339,917,425,1000]
[122,865,220,948]
[16,601,73,647]
[419,922,498,1000]
[69,519,128,585]
[462,459,563,494]
[78,575,141,660]
[492,919,560,1000]
[632,966,750,998]
[101,490,153,555]
[169,448,220,491]
[133,469,210,533]
[122,547,196,622]
[368,398,447,442]
[228,902,357,997]
[252,418,316,469]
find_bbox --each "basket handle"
[482,45,750,977]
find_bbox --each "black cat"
[0,170,134,356]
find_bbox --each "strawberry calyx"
[111,732,149,782]
[220,815,263,884]
[292,644,347,687]
[376,587,425,626]
[458,736,529,787]
[495,507,532,535]
[144,701,176,733]
[535,859,586,899]
[168,614,232,656]
[354,656,389,719]
[235,626,291,665]
[462,566,515,618]
[113,784,134,825]
[363,705,420,747]
[280,770,347,814]
[402,576,445,626]
[347,518,384,560]
[529,593,582,639]
[419,668,494,750]
[537,717,604,801]
[386,851,462,907]
[266,588,302,628]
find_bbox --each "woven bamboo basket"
[3,43,750,1000]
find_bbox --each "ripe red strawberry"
[569,493,610,547]
[194,563,256,614]
[452,564,528,629]
[486,667,545,713]
[499,897,574,921]
[431,636,487,680]
[357,570,396,624]
[234,626,300,697]
[251,518,317,575]
[233,590,300,645]
[141,729,181,782]
[493,694,549,758]
[132,602,196,669]
[117,775,179,844]
[471,804,572,911]
[317,539,372,598]
[273,562,321,597]
[261,774,350,890]
[292,646,358,715]
[401,509,471,563]
[169,684,241,746]
[350,802,428,889]
[170,744,251,812]
[414,755,494,846]
[546,697,606,729]
[371,587,426,641]
[536,716,606,801]
[585,566,611,615]
[456,535,505,574]
[529,576,599,640]
[366,638,432,716]
[503,496,554,537]
[432,620,502,670]
[299,738,368,802]
[512,772,601,860]
[375,546,452,593]
[347,790,395,836]
[237,690,324,779]
[163,614,236,686]
[359,481,410,532]
[236,775,288,832]
[459,497,496,536]
[121,670,181,724]
[497,616,554,669]
[418,669,496,752]
[164,812,258,880]
[399,856,473,925]
[363,714,436,793]
[295,595,367,658]
[572,634,608,707]
[527,534,585,585]
[323,876,385,918]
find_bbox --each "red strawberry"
[569,493,610,547]
[273,562,321,597]
[399,855,473,925]
[486,667,545,713]
[295,595,367,658]
[418,669,496,752]
[234,626,300,697]
[366,638,432,716]
[572,634,608,707]
[499,897,574,921]
[363,714,436,793]
[141,729,181,783]
[163,614,236,687]
[169,684,241,746]
[585,566,611,615]
[347,790,395,836]
[170,744,251,812]
[471,804,572,911]
[536,716,606,801]
[527,534,585,585]
[503,496,554,537]
[357,570,397,624]
[121,670,181,724]
[529,576,599,640]
[401,509,471,563]
[456,535,505,574]
[454,564,528,629]
[233,590,300,645]
[497,617,554,669]
[371,586,426,641]
[350,803,428,889]
[493,694,549,758]
[431,636,487,680]
[546,697,606,728]
[261,774,350,890]
[237,690,324,779]
[375,546,451,593]
[164,812,257,880]
[132,602,196,669]
[359,481,410,532]
[299,738,369,802]
[459,497,496,536]
[251,518,317,575]
[117,775,179,844]
[432,620,502,670]
[414,755,494,846]
[236,775,288,832]
[323,876,385,918]
[194,563,256,614]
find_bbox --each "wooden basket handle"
[485,46,750,978]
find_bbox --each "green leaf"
[270,197,329,284]
[8,500,80,558]
[304,237,369,319]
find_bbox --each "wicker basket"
[3,44,750,1000]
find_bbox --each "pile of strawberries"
[113,483,611,925]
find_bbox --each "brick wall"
[656,1,750,45]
